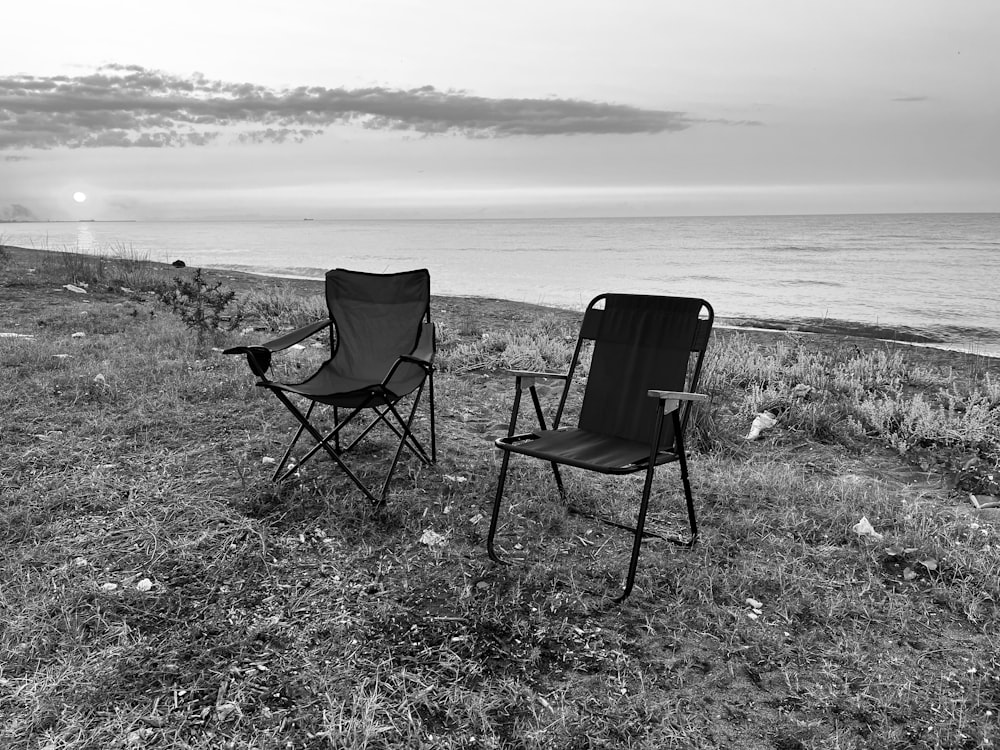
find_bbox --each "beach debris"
[71,331,86,338]
[261,456,277,465]
[53,354,72,359]
[215,701,242,722]
[93,373,107,386]
[971,494,1000,510]
[853,516,884,541]
[63,284,87,294]
[136,578,154,592]
[744,411,778,440]
[443,474,469,483]
[791,383,814,400]
[419,529,448,548]
[745,597,764,620]
[0,332,34,339]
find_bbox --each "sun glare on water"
[73,191,87,203]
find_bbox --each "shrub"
[158,268,243,344]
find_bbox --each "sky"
[1,0,998,221]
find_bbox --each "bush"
[158,268,243,344]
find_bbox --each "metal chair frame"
[486,293,713,601]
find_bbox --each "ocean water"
[4,213,999,356]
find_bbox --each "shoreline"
[4,243,998,362]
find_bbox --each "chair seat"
[497,428,679,474]
[266,362,425,408]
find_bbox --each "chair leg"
[615,411,698,602]
[273,401,316,480]
[673,410,698,544]
[269,389,381,504]
[333,406,341,452]
[615,404,671,603]
[377,382,431,504]
[487,450,513,564]
[428,368,437,463]
[616,461,658,603]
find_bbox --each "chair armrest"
[647,390,708,416]
[223,318,331,378]
[506,369,568,380]
[400,320,435,367]
[647,390,708,402]
[256,319,332,352]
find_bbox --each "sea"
[4,212,999,357]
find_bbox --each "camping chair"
[487,293,713,602]
[224,268,436,506]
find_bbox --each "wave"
[775,279,844,287]
[763,244,832,253]
[726,316,1000,353]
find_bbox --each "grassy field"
[1,244,998,749]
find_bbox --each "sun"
[73,191,87,203]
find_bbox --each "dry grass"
[1,245,999,749]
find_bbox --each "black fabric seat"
[487,293,713,601]
[225,268,436,505]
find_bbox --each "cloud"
[0,64,755,150]
[892,96,929,102]
[0,203,39,221]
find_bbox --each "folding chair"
[487,293,713,601]
[225,268,436,505]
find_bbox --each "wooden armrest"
[506,369,568,380]
[648,390,708,415]
[647,390,708,402]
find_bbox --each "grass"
[1,244,999,748]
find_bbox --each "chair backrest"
[560,294,713,448]
[325,268,431,388]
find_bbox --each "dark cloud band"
[0,64,751,150]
